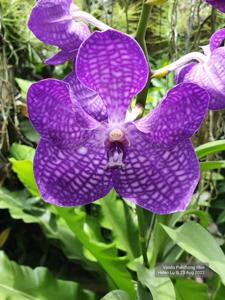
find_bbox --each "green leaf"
[200,161,225,172]
[175,279,208,300]
[213,284,225,300]
[162,222,225,284]
[56,207,135,299]
[0,187,99,271]
[0,251,95,300]
[15,78,33,98]
[9,144,39,196]
[20,120,40,143]
[101,290,131,300]
[10,143,35,161]
[137,264,176,300]
[9,158,39,196]
[217,210,225,225]
[96,190,140,259]
[195,140,225,159]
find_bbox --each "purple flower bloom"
[177,28,225,110]
[28,0,109,65]
[155,28,225,110]
[205,0,225,13]
[27,30,209,214]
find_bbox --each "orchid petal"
[135,83,208,148]
[175,63,197,84]
[27,79,99,147]
[64,71,108,122]
[76,29,149,121]
[206,0,225,13]
[210,28,225,52]
[28,0,90,51]
[45,49,78,65]
[184,48,225,110]
[113,128,199,214]
[34,137,113,206]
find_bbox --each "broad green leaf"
[195,140,225,159]
[56,207,135,299]
[175,279,208,300]
[9,144,39,196]
[162,222,225,284]
[9,158,39,196]
[168,209,209,228]
[200,161,225,172]
[0,187,98,270]
[16,78,33,98]
[20,120,40,142]
[101,290,131,300]
[10,143,35,161]
[96,190,140,259]
[213,284,225,300]
[0,251,95,300]
[137,264,176,300]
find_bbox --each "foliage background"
[1,0,225,299]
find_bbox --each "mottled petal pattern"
[175,63,197,84]
[76,29,149,121]
[206,0,225,13]
[184,48,225,110]
[27,79,99,147]
[45,49,78,65]
[135,83,209,147]
[64,72,108,122]
[34,137,113,206]
[28,0,90,51]
[210,28,225,52]
[113,128,199,214]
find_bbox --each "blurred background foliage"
[1,0,225,299]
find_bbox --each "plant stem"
[135,2,152,107]
[135,1,152,269]
[136,206,149,268]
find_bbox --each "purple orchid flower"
[154,28,225,110]
[27,30,209,214]
[28,0,110,65]
[205,0,225,13]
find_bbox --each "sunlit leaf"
[200,161,225,172]
[137,264,176,300]
[96,190,140,259]
[9,144,39,196]
[56,207,135,299]
[162,222,225,284]
[15,78,33,98]
[9,158,39,196]
[195,140,225,159]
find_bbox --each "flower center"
[109,128,124,141]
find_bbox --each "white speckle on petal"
[77,146,88,155]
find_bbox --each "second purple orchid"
[27,30,209,214]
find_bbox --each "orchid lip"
[106,142,126,169]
